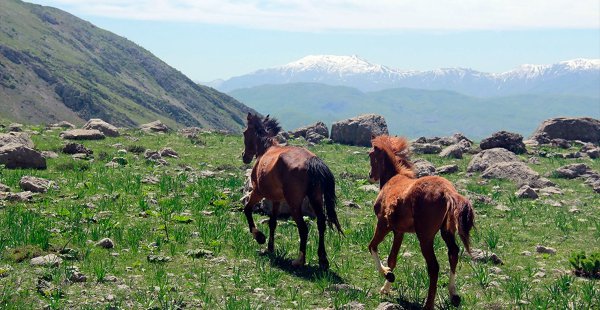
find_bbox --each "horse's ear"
[371,134,376,140]
[247,112,253,120]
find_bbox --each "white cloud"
[35,0,600,31]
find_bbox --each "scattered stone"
[535,245,556,255]
[0,183,9,192]
[0,143,47,169]
[330,114,388,147]
[489,267,503,274]
[199,170,217,178]
[104,162,120,168]
[375,302,402,310]
[437,164,459,174]
[41,151,58,159]
[342,301,365,310]
[437,133,473,146]
[521,251,532,256]
[0,132,35,148]
[49,121,75,129]
[142,176,159,184]
[60,129,105,140]
[554,163,592,179]
[144,150,161,160]
[539,187,563,196]
[551,138,571,149]
[7,123,23,132]
[467,148,520,172]
[515,185,538,199]
[147,255,172,263]
[67,266,87,283]
[482,161,554,188]
[480,131,527,154]
[185,249,213,258]
[62,143,92,155]
[569,207,580,213]
[290,121,329,143]
[19,176,52,193]
[159,147,178,158]
[30,254,62,267]
[140,120,170,133]
[413,158,436,177]
[0,191,34,202]
[82,119,119,137]
[410,142,442,154]
[358,184,379,192]
[472,249,503,265]
[96,238,115,249]
[111,157,128,166]
[178,127,204,138]
[528,157,540,164]
[342,200,361,208]
[530,117,600,144]
[103,275,118,282]
[586,148,600,159]
[439,139,471,159]
[72,153,91,160]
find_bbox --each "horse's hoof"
[254,231,266,244]
[450,294,461,307]
[319,259,329,270]
[379,286,390,295]
[384,272,395,283]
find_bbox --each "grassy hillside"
[230,83,598,139]
[0,0,254,131]
[0,125,598,309]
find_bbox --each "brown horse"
[242,113,343,269]
[367,135,474,310]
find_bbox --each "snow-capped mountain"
[208,55,600,97]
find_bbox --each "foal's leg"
[441,229,461,306]
[368,219,393,293]
[290,202,308,267]
[244,191,266,244]
[267,201,280,253]
[309,194,329,270]
[380,232,405,293]
[418,236,439,310]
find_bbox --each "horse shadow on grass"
[261,251,344,284]
[389,295,456,310]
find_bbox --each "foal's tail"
[446,192,475,256]
[306,157,343,234]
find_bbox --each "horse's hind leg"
[418,235,439,310]
[309,193,329,270]
[368,219,393,293]
[244,191,266,244]
[267,202,280,253]
[441,229,461,306]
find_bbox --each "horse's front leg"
[368,219,393,293]
[244,191,266,244]
[381,232,404,293]
[267,201,280,252]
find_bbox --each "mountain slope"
[0,0,254,131]
[213,55,600,98]
[230,83,599,139]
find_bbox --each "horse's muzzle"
[242,152,252,164]
[368,173,378,184]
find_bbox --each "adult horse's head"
[242,113,281,164]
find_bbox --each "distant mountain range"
[230,83,598,139]
[209,55,600,98]
[0,0,254,131]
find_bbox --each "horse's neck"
[379,155,412,188]
[256,137,278,157]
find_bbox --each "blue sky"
[28,0,600,82]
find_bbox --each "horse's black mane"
[250,114,281,137]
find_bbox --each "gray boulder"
[19,176,52,193]
[437,133,472,146]
[413,159,436,178]
[8,123,23,132]
[60,129,105,140]
[439,139,471,159]
[480,131,527,154]
[530,117,600,144]
[481,161,554,188]
[0,183,9,192]
[437,164,459,174]
[554,163,591,179]
[410,143,442,154]
[30,254,62,267]
[331,114,388,147]
[515,185,538,199]
[0,132,34,148]
[82,119,119,137]
[140,120,170,133]
[467,148,520,172]
[49,121,76,129]
[0,143,47,169]
[290,121,329,139]
[62,143,92,155]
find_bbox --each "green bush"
[569,251,600,278]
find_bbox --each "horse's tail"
[306,157,343,234]
[446,191,474,256]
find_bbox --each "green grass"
[0,127,598,309]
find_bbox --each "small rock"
[63,143,92,155]
[8,123,23,132]
[147,255,172,263]
[41,151,59,159]
[533,271,546,278]
[535,245,556,255]
[142,176,159,184]
[515,185,538,199]
[489,267,503,274]
[358,184,379,192]
[437,164,459,174]
[140,120,170,133]
[30,254,62,267]
[103,275,118,282]
[0,183,9,192]
[104,162,120,168]
[19,176,52,193]
[159,147,178,158]
[111,157,128,166]
[472,249,503,265]
[342,301,365,310]
[96,238,115,249]
[539,187,563,196]
[375,302,402,310]
[60,129,105,140]
[521,251,532,256]
[186,249,213,258]
[342,200,361,208]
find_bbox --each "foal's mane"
[372,135,415,178]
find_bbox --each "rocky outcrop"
[413,159,436,178]
[481,161,554,188]
[62,143,92,155]
[290,121,329,141]
[140,120,170,133]
[82,119,119,137]
[439,139,472,159]
[467,148,520,172]
[60,129,105,140]
[0,132,34,148]
[0,143,46,169]
[480,131,527,154]
[19,176,52,193]
[530,117,600,144]
[330,114,388,147]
